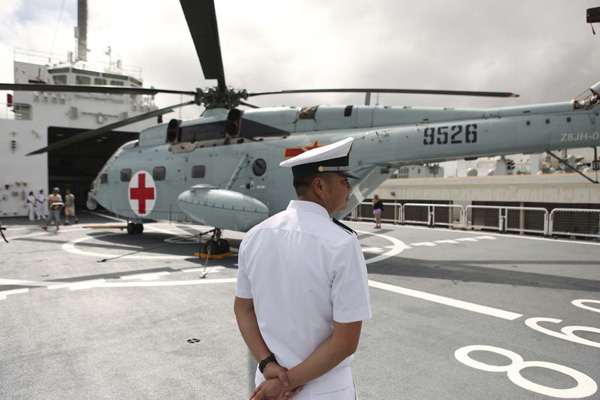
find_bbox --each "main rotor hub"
[195,87,248,109]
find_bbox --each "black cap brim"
[338,170,360,179]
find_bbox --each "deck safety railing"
[549,208,600,238]
[349,202,599,238]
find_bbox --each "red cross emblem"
[128,171,156,216]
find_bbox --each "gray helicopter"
[1,0,599,253]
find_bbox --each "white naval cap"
[279,137,359,179]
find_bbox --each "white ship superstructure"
[0,6,159,218]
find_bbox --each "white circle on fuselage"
[128,171,156,217]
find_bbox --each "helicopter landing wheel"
[202,238,230,256]
[127,222,144,235]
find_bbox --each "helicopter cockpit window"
[120,169,132,182]
[76,76,91,85]
[252,159,267,176]
[153,166,166,181]
[192,165,206,178]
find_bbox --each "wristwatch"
[259,354,278,373]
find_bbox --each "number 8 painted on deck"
[455,345,597,398]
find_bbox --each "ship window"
[49,67,70,74]
[110,80,124,86]
[95,78,107,85]
[130,77,142,87]
[120,169,132,182]
[72,68,99,76]
[100,173,108,184]
[13,103,32,120]
[104,73,127,80]
[192,165,206,178]
[76,76,91,85]
[53,75,67,84]
[153,166,166,181]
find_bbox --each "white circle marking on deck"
[62,235,189,259]
[355,229,406,264]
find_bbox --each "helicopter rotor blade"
[240,101,260,109]
[249,88,519,98]
[0,83,196,96]
[27,100,195,156]
[180,0,226,92]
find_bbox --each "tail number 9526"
[423,124,477,146]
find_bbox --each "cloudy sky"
[1,0,600,120]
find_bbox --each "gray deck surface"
[1,212,599,399]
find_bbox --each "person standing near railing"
[372,194,384,228]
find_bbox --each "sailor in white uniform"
[27,191,36,221]
[235,137,371,400]
[35,189,47,220]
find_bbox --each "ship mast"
[76,0,87,61]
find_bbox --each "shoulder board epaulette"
[331,218,356,236]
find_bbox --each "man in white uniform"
[27,191,36,221]
[235,137,371,400]
[35,189,47,220]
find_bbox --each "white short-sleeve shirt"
[236,200,372,376]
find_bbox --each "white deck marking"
[62,235,189,259]
[48,279,107,291]
[571,299,600,313]
[361,247,385,253]
[0,278,58,287]
[368,280,523,320]
[407,236,496,248]
[0,288,29,300]
[182,266,225,273]
[455,345,598,398]
[5,225,516,322]
[90,278,237,287]
[121,272,171,281]
[355,229,406,264]
[144,224,182,236]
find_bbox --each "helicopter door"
[249,150,268,192]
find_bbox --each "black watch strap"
[258,354,277,373]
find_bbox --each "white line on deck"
[368,280,523,321]
[0,288,29,300]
